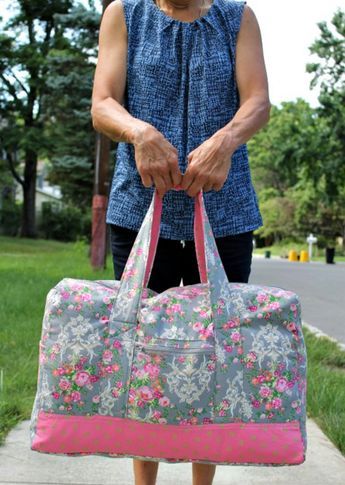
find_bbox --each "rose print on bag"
[38,345,102,414]
[139,286,216,343]
[127,342,216,425]
[245,361,304,420]
[240,298,307,422]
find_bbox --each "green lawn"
[0,236,344,457]
[0,236,113,444]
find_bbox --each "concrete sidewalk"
[1,418,345,485]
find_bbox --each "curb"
[302,320,345,352]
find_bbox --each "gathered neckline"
[148,0,219,25]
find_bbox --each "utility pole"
[91,0,113,269]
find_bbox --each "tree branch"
[6,150,24,187]
[44,21,53,48]
[11,71,29,95]
[0,73,19,102]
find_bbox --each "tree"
[0,0,100,237]
[255,193,296,244]
[249,98,344,245]
[306,8,345,244]
[248,99,328,244]
[249,9,345,246]
[43,3,101,207]
[248,99,324,196]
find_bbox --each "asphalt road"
[249,256,345,346]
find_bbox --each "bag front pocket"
[126,339,216,425]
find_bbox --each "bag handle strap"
[143,186,208,288]
[109,187,230,329]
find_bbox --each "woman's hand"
[180,131,234,197]
[133,124,183,199]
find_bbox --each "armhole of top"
[225,0,247,64]
[120,0,131,36]
[232,0,247,36]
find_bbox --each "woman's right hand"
[132,123,183,199]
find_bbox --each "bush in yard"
[0,201,22,237]
[38,202,91,242]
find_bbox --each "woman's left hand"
[180,131,234,197]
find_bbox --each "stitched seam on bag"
[123,333,137,419]
[37,410,301,428]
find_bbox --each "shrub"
[0,202,21,236]
[38,202,91,242]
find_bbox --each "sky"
[1,0,343,108]
[247,0,343,108]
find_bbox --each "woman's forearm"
[90,96,149,144]
[215,95,271,156]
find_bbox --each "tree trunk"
[20,148,37,238]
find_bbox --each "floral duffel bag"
[30,188,307,466]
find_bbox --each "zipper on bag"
[135,342,214,354]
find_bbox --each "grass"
[0,236,345,457]
[302,326,345,455]
[0,236,113,445]
[254,241,345,262]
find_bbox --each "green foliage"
[0,158,21,236]
[249,100,325,242]
[303,326,345,455]
[304,9,345,243]
[307,9,345,91]
[0,201,21,237]
[47,155,95,207]
[249,99,324,195]
[250,8,345,246]
[38,201,91,242]
[255,195,296,241]
[42,4,102,207]
[0,0,101,236]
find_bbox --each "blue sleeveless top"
[106,0,263,240]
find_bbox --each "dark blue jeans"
[109,224,254,294]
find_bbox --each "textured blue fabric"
[106,0,264,240]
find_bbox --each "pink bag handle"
[143,185,207,288]
[109,185,230,327]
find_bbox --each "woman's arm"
[90,0,146,143]
[90,0,182,197]
[181,4,271,197]
[215,4,271,152]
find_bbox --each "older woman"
[91,0,270,483]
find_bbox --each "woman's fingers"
[186,175,208,198]
[140,169,154,188]
[203,183,214,192]
[136,155,152,187]
[161,171,174,193]
[149,150,182,196]
[180,165,195,192]
[134,126,184,196]
[152,174,167,199]
[166,150,182,187]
